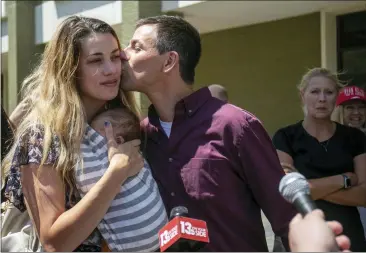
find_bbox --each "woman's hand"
[104,121,144,179]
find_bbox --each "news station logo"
[160,224,179,247]
[180,221,207,238]
[159,217,209,251]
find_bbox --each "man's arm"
[237,116,296,250]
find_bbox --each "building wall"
[121,1,162,118]
[1,1,161,115]
[195,13,321,135]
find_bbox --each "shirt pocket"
[180,158,225,200]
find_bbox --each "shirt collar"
[147,86,212,126]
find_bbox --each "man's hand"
[289,209,351,252]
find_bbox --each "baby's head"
[91,107,141,143]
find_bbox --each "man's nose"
[120,50,128,61]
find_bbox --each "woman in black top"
[273,68,366,251]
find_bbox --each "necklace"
[319,139,330,152]
[302,121,335,153]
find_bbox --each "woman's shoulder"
[274,120,303,137]
[14,124,60,165]
[4,125,61,212]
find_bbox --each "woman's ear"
[163,52,179,73]
[299,90,305,104]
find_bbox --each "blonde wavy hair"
[331,106,345,124]
[2,16,140,200]
[298,67,346,92]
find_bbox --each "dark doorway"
[337,11,366,89]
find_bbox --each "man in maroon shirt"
[121,15,296,251]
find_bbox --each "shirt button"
[171,192,175,196]
[188,110,192,114]
[169,158,173,162]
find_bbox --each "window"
[337,11,366,89]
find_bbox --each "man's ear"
[163,51,179,73]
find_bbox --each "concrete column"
[121,1,162,118]
[320,11,337,73]
[6,1,42,113]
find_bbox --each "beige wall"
[195,13,321,135]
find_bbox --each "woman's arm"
[9,99,29,127]
[323,153,366,207]
[276,150,357,200]
[22,163,127,252]
[22,128,144,252]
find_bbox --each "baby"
[90,107,142,144]
[76,107,168,252]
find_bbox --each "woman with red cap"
[332,85,366,133]
[273,68,366,251]
[332,85,366,240]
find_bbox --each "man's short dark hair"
[136,15,201,85]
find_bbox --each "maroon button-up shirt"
[141,87,296,251]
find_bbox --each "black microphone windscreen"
[169,206,189,220]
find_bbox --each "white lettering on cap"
[344,87,354,96]
[354,87,365,97]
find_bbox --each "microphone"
[279,172,317,216]
[158,206,209,252]
[279,172,341,252]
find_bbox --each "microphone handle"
[293,193,317,216]
[293,194,341,252]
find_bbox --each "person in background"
[120,15,296,251]
[332,85,366,240]
[332,85,366,132]
[273,68,366,251]
[289,209,351,252]
[1,106,14,160]
[208,84,228,102]
[1,106,14,205]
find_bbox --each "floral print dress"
[4,127,102,251]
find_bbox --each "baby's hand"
[105,121,144,178]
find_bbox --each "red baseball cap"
[336,86,366,106]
